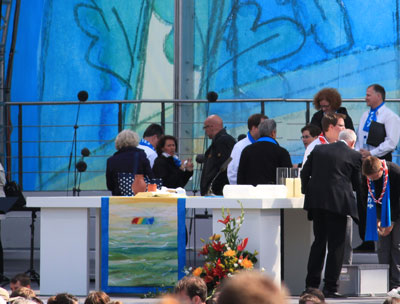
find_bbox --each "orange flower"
[241,258,253,269]
[223,249,236,257]
[193,267,203,276]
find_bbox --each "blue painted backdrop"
[6,0,400,190]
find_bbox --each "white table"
[27,196,310,295]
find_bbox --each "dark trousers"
[306,209,347,291]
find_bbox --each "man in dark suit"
[200,115,236,195]
[237,119,292,185]
[301,129,362,298]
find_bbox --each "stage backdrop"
[100,196,186,293]
[5,0,400,190]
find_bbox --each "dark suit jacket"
[310,107,355,131]
[301,141,362,221]
[237,140,292,185]
[153,155,193,188]
[106,146,154,195]
[200,128,236,195]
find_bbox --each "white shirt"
[137,144,157,168]
[227,135,253,184]
[302,136,328,167]
[355,104,400,157]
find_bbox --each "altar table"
[27,196,310,295]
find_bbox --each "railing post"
[18,104,22,188]
[118,103,122,132]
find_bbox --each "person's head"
[0,288,9,302]
[366,84,385,109]
[218,271,288,304]
[46,294,78,304]
[143,123,164,148]
[84,291,110,304]
[10,287,36,299]
[321,113,345,143]
[9,298,36,304]
[175,275,207,304]
[203,115,224,139]
[362,156,384,180]
[156,135,178,156]
[258,119,277,139]
[247,113,268,140]
[338,129,357,149]
[10,273,31,292]
[301,124,321,148]
[115,129,139,150]
[313,88,342,113]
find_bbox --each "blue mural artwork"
[6,0,400,190]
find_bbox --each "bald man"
[200,115,235,195]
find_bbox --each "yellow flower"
[193,267,203,276]
[224,249,236,257]
[209,234,221,241]
[241,258,253,269]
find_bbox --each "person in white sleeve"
[355,84,400,161]
[227,113,267,184]
[137,123,164,168]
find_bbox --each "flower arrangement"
[191,202,258,296]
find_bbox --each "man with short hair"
[302,113,345,166]
[175,275,207,304]
[200,115,235,195]
[301,129,361,298]
[237,119,292,185]
[137,123,164,168]
[227,113,268,184]
[356,84,400,161]
[361,156,400,295]
[10,273,31,292]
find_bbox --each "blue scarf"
[363,102,385,132]
[257,136,278,145]
[247,131,256,144]
[139,139,155,151]
[162,152,182,168]
[365,164,391,241]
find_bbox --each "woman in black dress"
[153,135,193,188]
[310,88,354,131]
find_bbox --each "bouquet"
[191,202,258,296]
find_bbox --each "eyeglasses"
[203,125,211,130]
[301,135,311,139]
[320,104,331,109]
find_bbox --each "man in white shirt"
[355,84,400,161]
[137,123,164,168]
[302,113,346,166]
[227,113,268,184]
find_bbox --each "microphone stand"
[206,157,232,196]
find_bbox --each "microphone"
[207,157,232,195]
[81,147,90,157]
[76,160,87,173]
[195,154,205,164]
[206,91,218,102]
[77,90,88,102]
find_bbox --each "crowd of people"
[104,83,400,299]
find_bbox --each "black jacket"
[153,155,193,188]
[200,129,235,195]
[106,146,154,195]
[310,107,354,131]
[237,140,292,185]
[301,141,362,222]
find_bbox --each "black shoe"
[354,241,375,253]
[322,289,346,298]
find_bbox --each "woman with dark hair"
[310,88,354,130]
[153,135,193,188]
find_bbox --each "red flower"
[200,244,209,255]
[218,215,230,225]
[237,238,248,251]
[212,241,224,252]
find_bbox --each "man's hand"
[360,149,371,159]
[378,220,394,237]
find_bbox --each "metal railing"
[2,98,400,191]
